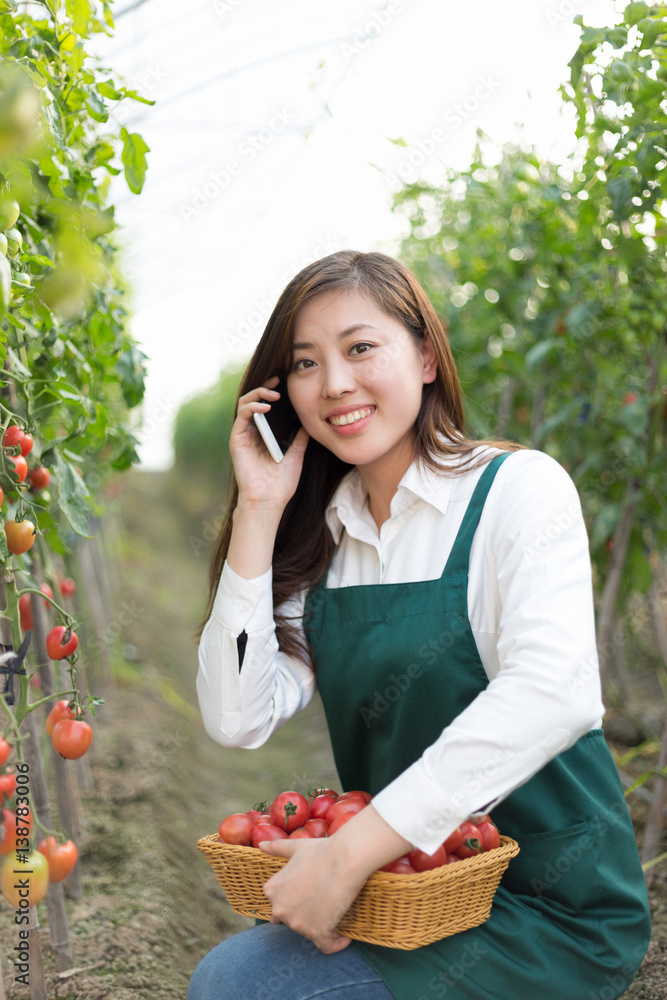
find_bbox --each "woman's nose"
[321,359,355,399]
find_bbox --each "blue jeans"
[188,923,394,1000]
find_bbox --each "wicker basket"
[197,833,520,950]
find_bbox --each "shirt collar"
[325,451,469,544]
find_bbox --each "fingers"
[258,838,300,858]
[235,377,281,428]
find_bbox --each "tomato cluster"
[0,736,79,908]
[45,700,92,760]
[0,422,52,555]
[385,817,501,875]
[217,788,502,874]
[217,787,373,848]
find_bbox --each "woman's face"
[286,288,437,478]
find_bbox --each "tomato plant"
[37,836,78,883]
[2,850,49,907]
[51,720,93,760]
[46,626,78,660]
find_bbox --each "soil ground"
[1,468,666,999]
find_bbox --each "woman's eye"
[350,342,373,356]
[292,358,314,372]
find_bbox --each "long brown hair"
[196,250,526,662]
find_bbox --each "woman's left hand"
[259,804,412,954]
[260,837,364,953]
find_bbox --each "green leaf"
[0,530,7,564]
[98,79,122,100]
[50,450,93,538]
[607,174,634,220]
[116,344,147,407]
[86,90,108,123]
[120,128,150,195]
[624,1,649,27]
[68,0,92,36]
[525,337,558,370]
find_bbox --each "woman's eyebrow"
[292,323,378,350]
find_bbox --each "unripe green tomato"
[0,197,19,232]
[5,228,22,259]
[13,271,30,287]
[0,233,7,257]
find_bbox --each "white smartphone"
[252,378,301,463]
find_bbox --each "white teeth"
[329,407,373,427]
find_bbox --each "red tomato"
[477,820,500,852]
[408,845,448,871]
[380,854,410,872]
[269,791,310,833]
[46,626,78,660]
[303,818,329,838]
[4,519,35,554]
[2,425,24,450]
[40,583,54,603]
[60,577,76,598]
[37,836,78,882]
[28,466,50,491]
[308,787,338,800]
[338,790,372,804]
[18,593,33,632]
[19,434,33,458]
[443,826,463,853]
[218,813,254,846]
[245,810,265,825]
[325,798,365,824]
[288,828,312,839]
[0,485,3,505]
[0,808,32,855]
[252,823,289,847]
[0,770,16,801]
[389,860,417,874]
[328,810,358,835]
[45,700,82,738]
[455,822,483,858]
[9,455,28,482]
[51,720,93,760]
[0,738,10,768]
[445,853,462,864]
[309,794,337,820]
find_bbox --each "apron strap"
[441,451,513,580]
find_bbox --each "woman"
[189,251,650,1000]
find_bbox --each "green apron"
[303,452,651,1000]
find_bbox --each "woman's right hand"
[230,376,309,513]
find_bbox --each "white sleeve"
[196,560,316,749]
[371,452,605,854]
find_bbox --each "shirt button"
[238,601,249,612]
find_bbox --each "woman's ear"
[421,331,438,384]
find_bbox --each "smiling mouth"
[327,407,375,427]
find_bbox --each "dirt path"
[1,468,666,998]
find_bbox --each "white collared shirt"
[197,445,605,852]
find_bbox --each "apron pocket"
[501,822,602,916]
